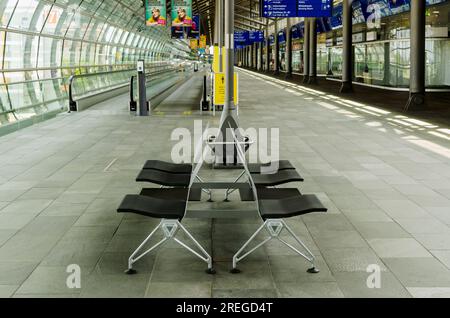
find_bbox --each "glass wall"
[292,39,303,73]
[323,1,450,88]
[0,0,187,127]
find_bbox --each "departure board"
[260,0,333,18]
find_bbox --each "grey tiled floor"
[1,69,450,298]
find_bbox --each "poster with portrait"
[171,0,193,27]
[146,0,167,26]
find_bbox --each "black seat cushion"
[252,170,304,187]
[143,160,192,174]
[117,195,186,219]
[136,169,191,187]
[140,187,202,201]
[259,194,327,220]
[248,160,295,174]
[239,187,302,201]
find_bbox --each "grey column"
[250,44,254,68]
[137,60,148,116]
[214,0,224,72]
[265,36,270,72]
[303,18,310,83]
[274,19,280,75]
[308,18,317,84]
[259,39,264,71]
[405,0,426,110]
[253,43,257,69]
[340,0,353,93]
[285,18,293,79]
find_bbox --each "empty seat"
[143,160,192,174]
[229,130,327,274]
[232,188,327,274]
[140,188,202,201]
[259,194,327,220]
[239,187,302,201]
[224,161,300,201]
[117,191,214,275]
[252,169,304,187]
[118,194,186,220]
[136,169,191,187]
[248,160,295,174]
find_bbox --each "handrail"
[68,75,76,112]
[129,75,137,111]
[128,68,177,111]
[68,64,173,111]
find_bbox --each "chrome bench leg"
[126,220,166,274]
[279,220,319,273]
[125,219,215,275]
[231,219,319,274]
[176,221,215,274]
[231,222,271,273]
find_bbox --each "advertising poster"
[188,15,200,38]
[171,26,185,38]
[172,0,193,27]
[145,0,167,26]
[190,39,198,50]
[199,35,207,49]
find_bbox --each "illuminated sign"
[261,0,332,18]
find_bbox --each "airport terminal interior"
[0,0,450,299]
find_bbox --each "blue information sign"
[278,30,286,43]
[261,0,297,17]
[234,31,249,44]
[297,0,332,17]
[261,0,332,18]
[249,31,264,43]
[388,0,410,14]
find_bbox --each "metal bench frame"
[229,128,320,274]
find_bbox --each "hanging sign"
[145,0,167,26]
[172,0,193,27]
[261,0,333,18]
[188,15,200,38]
[199,35,207,48]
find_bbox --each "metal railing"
[128,67,183,111]
[68,62,173,111]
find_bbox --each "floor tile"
[367,238,433,258]
[334,271,411,298]
[383,258,450,287]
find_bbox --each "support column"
[340,0,353,93]
[265,36,270,72]
[384,42,390,85]
[259,39,264,71]
[214,0,225,72]
[253,43,258,70]
[244,47,247,67]
[285,18,293,79]
[250,44,254,68]
[303,18,310,83]
[405,0,426,110]
[224,0,235,114]
[308,18,317,84]
[274,19,280,75]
